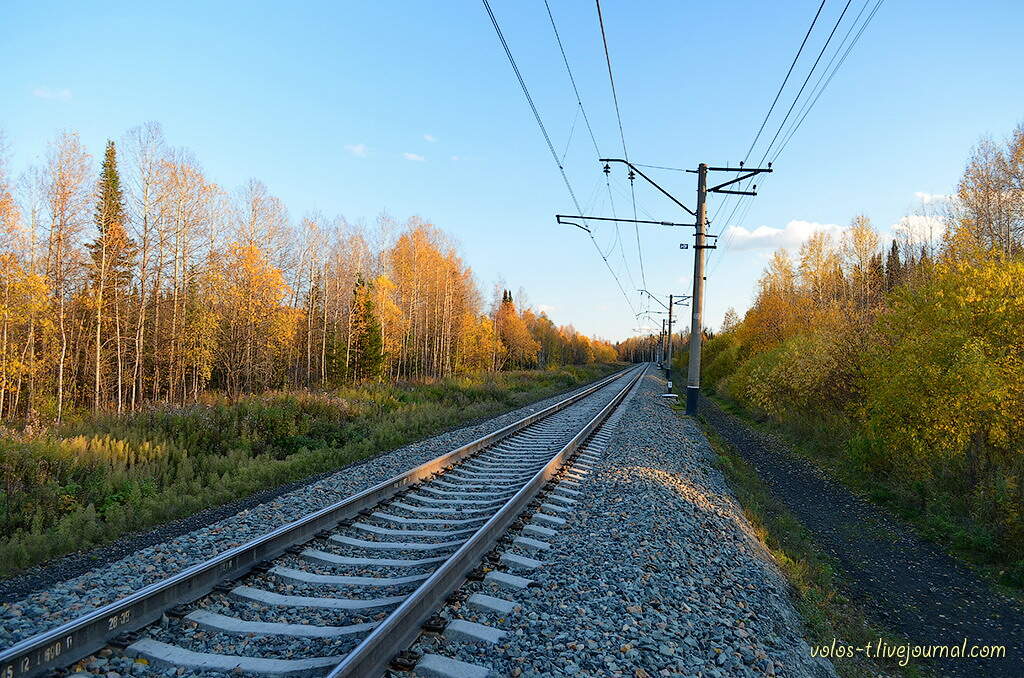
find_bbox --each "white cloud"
[423,134,437,143]
[914,191,951,205]
[403,152,425,162]
[537,304,556,314]
[344,143,368,157]
[450,155,460,161]
[32,87,72,101]
[722,220,844,251]
[890,215,948,243]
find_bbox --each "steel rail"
[326,364,645,677]
[0,367,634,678]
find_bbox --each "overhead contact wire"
[483,0,637,316]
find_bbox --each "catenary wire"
[595,0,647,294]
[544,0,639,299]
[560,104,581,165]
[482,0,638,316]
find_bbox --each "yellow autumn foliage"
[707,242,1024,565]
[864,255,1024,480]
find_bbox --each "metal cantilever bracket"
[555,214,591,233]
[556,214,694,229]
[598,158,696,216]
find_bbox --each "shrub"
[702,332,741,390]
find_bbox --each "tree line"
[643,122,1024,576]
[0,124,615,422]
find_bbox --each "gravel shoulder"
[0,373,619,649]
[699,396,1024,678]
[411,370,835,678]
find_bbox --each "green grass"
[0,363,621,578]
[690,412,929,678]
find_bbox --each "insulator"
[603,163,611,175]
[628,170,635,182]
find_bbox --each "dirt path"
[699,397,1024,678]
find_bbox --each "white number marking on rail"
[107,610,131,631]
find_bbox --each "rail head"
[0,366,633,678]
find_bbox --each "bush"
[713,251,1024,575]
[702,332,741,390]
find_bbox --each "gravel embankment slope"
[411,371,835,678]
[0,374,620,650]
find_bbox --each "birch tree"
[42,132,91,421]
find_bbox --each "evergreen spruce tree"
[885,239,901,291]
[88,141,135,409]
[90,141,133,283]
[352,277,384,382]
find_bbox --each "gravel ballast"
[0,373,622,650]
[411,370,836,678]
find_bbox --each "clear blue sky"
[4,1,1022,341]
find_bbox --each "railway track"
[1,365,644,678]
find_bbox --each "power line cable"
[715,0,855,255]
[482,0,637,316]
[724,0,880,242]
[770,0,872,156]
[756,0,854,165]
[772,0,884,162]
[720,0,853,233]
[710,0,828,228]
[544,0,638,296]
[753,0,876,186]
[743,0,828,166]
[595,0,647,292]
[708,0,883,276]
